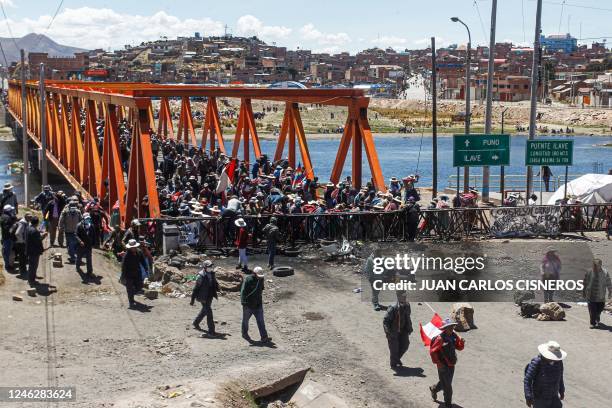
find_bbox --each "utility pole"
[500,107,508,199]
[451,17,472,193]
[20,50,29,205]
[526,0,543,202]
[431,37,438,198]
[483,0,498,203]
[39,63,48,187]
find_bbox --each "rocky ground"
[1,232,611,407]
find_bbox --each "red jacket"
[235,227,249,249]
[429,332,465,368]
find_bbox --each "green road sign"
[453,134,510,167]
[525,139,574,166]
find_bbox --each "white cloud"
[235,15,291,42]
[299,23,351,48]
[0,0,15,7]
[370,35,409,49]
[0,7,225,49]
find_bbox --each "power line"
[473,0,489,44]
[32,0,65,51]
[0,1,20,50]
[520,0,527,41]
[557,0,566,33]
[528,0,612,12]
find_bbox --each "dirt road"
[1,234,610,407]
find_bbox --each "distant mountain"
[0,33,88,66]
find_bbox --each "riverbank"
[158,97,612,137]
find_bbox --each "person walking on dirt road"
[190,260,220,335]
[383,292,413,369]
[582,259,612,329]
[235,218,249,271]
[25,216,46,287]
[524,341,566,408]
[120,239,146,309]
[240,266,272,343]
[429,318,465,408]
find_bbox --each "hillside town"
[8,32,612,107]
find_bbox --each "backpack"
[524,357,541,381]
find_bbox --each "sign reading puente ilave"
[525,139,574,166]
[453,134,510,167]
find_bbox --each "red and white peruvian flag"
[419,313,443,347]
[216,159,237,193]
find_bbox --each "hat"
[202,259,214,268]
[125,239,140,249]
[83,212,91,219]
[326,182,335,188]
[234,218,247,227]
[253,266,265,278]
[3,204,14,212]
[439,318,458,330]
[390,177,399,183]
[538,341,567,361]
[131,219,141,226]
[43,185,52,191]
[3,182,13,190]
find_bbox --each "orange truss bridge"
[7,80,384,225]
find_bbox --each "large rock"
[214,267,243,292]
[152,263,185,284]
[538,302,565,321]
[290,380,349,408]
[451,303,476,331]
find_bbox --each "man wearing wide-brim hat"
[234,218,249,271]
[524,341,567,408]
[429,318,465,408]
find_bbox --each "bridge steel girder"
[7,80,385,223]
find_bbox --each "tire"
[283,248,301,257]
[273,266,294,277]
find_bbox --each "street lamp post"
[451,17,471,193]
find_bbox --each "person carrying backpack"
[524,341,566,408]
[11,214,31,278]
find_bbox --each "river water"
[1,134,610,200]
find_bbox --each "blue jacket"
[524,356,565,401]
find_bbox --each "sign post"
[525,139,574,202]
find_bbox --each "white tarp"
[547,174,612,205]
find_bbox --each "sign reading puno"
[453,134,510,167]
[525,140,574,166]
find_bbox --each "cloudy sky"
[0,0,610,52]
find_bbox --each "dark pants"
[386,332,410,366]
[2,238,13,269]
[76,247,93,275]
[65,233,78,262]
[27,254,40,286]
[534,397,562,408]
[14,242,26,277]
[242,306,268,340]
[194,299,215,333]
[433,365,455,405]
[588,301,605,326]
[48,218,59,246]
[544,290,555,303]
[543,177,550,192]
[267,240,276,268]
[125,277,138,306]
[406,221,418,241]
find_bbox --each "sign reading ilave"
[525,139,574,166]
[453,134,510,167]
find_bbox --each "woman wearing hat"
[429,318,465,408]
[524,341,566,407]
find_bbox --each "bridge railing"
[138,203,611,252]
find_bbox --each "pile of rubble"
[145,248,243,299]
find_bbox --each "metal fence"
[139,203,611,252]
